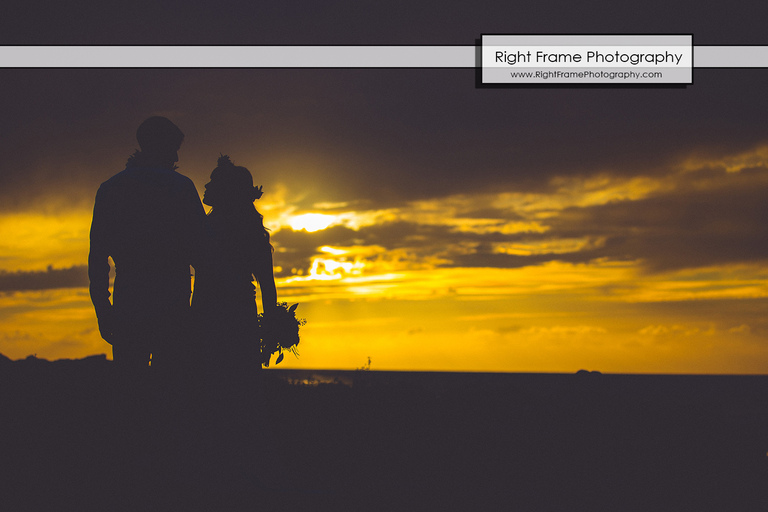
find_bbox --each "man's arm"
[183,177,208,271]
[88,186,115,343]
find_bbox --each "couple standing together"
[88,116,277,377]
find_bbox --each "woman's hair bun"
[217,154,235,168]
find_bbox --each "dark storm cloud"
[0,265,89,292]
[271,221,462,276]
[3,0,768,204]
[272,163,768,275]
[449,166,768,273]
[547,169,768,272]
[3,66,768,213]
[272,225,360,276]
[273,217,564,276]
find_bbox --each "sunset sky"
[2,1,768,373]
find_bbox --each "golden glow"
[4,256,768,372]
[681,144,768,174]
[283,256,367,282]
[307,257,365,279]
[275,294,768,373]
[320,246,348,256]
[277,208,398,233]
[0,289,103,361]
[287,213,337,232]
[0,211,92,271]
[3,162,768,374]
[492,237,605,256]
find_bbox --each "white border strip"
[0,45,765,68]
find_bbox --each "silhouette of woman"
[191,155,277,378]
[186,157,281,503]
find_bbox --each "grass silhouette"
[1,354,767,511]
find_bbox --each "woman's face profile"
[202,170,222,207]
[203,168,241,207]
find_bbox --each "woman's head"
[204,155,273,251]
[203,155,262,209]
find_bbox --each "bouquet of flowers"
[259,302,306,367]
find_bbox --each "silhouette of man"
[89,116,205,371]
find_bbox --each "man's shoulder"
[98,167,196,191]
[166,169,200,198]
[147,167,197,189]
[169,169,197,187]
[96,169,128,195]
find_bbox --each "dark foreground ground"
[1,355,767,511]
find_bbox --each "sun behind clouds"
[287,213,337,232]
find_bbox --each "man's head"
[136,116,184,169]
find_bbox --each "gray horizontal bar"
[0,45,766,68]
[0,46,476,68]
[694,46,768,67]
[484,35,692,46]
